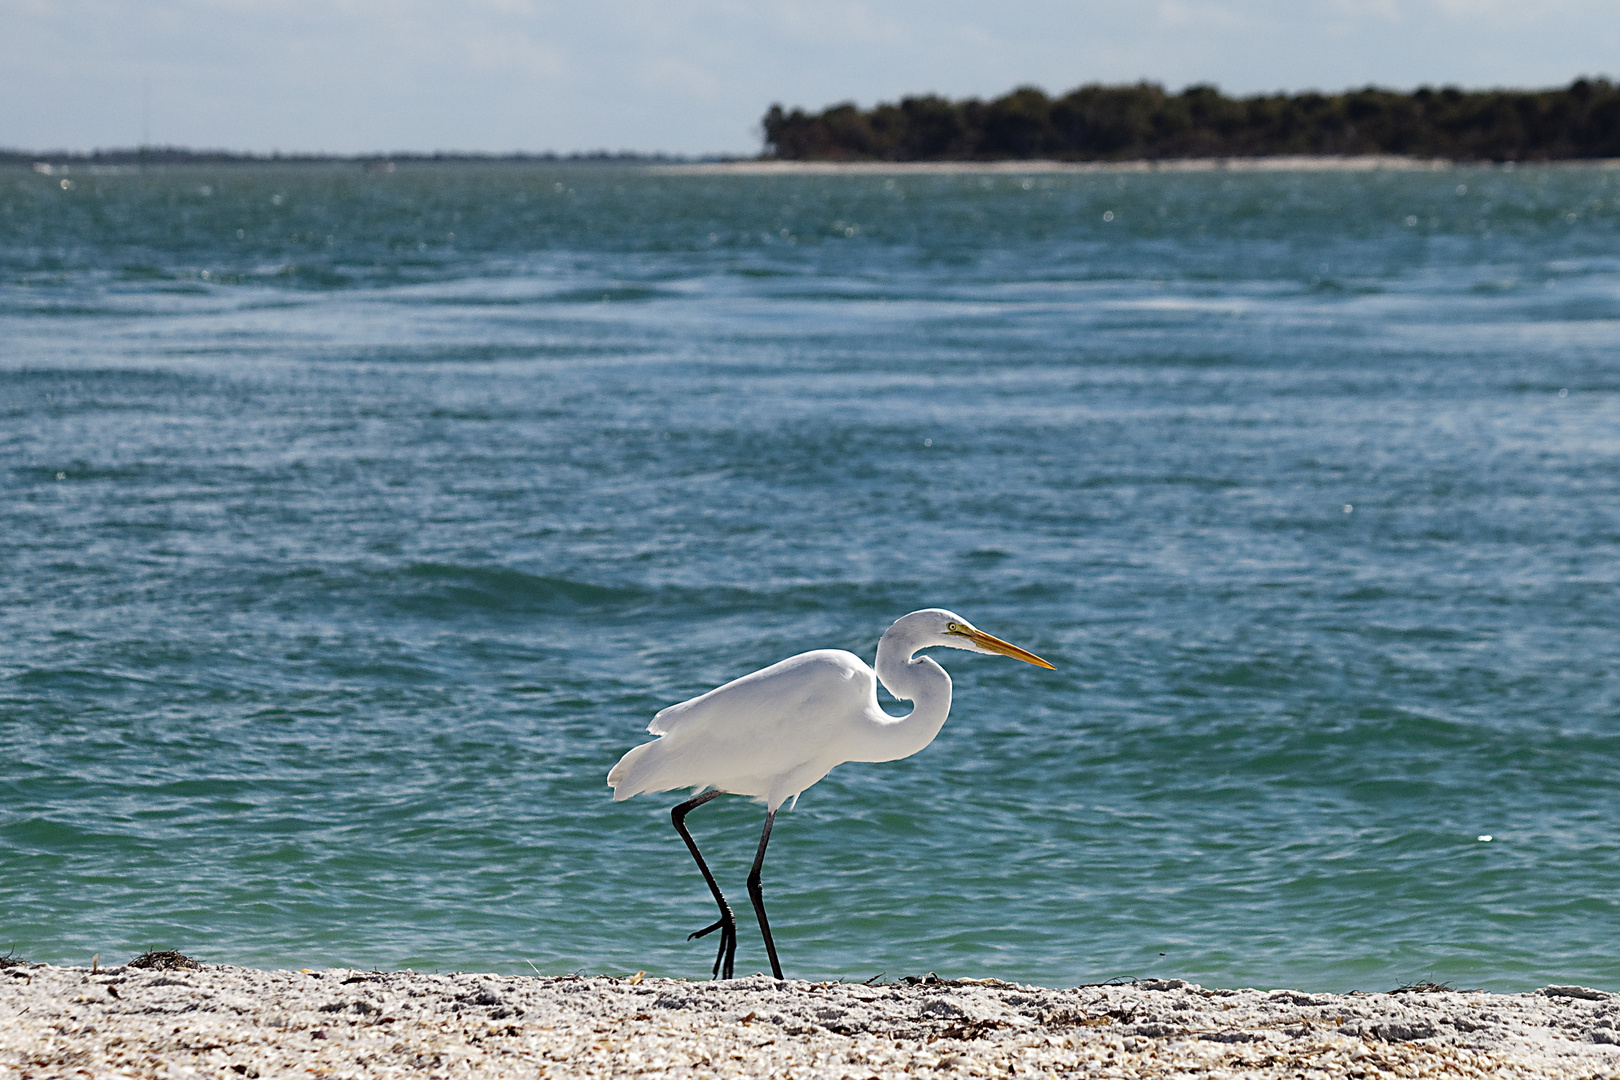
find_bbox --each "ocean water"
[2,161,1617,993]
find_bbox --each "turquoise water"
[2,162,1617,992]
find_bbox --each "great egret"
[607,608,1053,980]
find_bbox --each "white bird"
[607,608,1053,980]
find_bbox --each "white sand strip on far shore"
[3,964,1618,1078]
[656,156,1450,175]
[655,156,1620,175]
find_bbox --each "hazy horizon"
[4,1,1620,157]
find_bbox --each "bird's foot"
[688,913,736,979]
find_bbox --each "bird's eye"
[946,622,961,633]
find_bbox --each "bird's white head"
[889,608,1055,668]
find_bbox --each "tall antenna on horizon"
[142,76,151,148]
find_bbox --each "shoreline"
[653,155,1620,175]
[654,155,1452,175]
[3,963,1616,1078]
[14,153,1620,176]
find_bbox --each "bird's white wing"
[611,649,877,804]
[648,649,874,735]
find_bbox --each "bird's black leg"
[671,789,737,980]
[747,808,784,980]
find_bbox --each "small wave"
[382,564,907,622]
[1343,707,1479,750]
[337,342,652,365]
[9,666,154,691]
[248,562,910,627]
[0,300,129,318]
[396,564,647,617]
[546,285,679,304]
[117,263,174,281]
[0,815,144,852]
[265,263,355,290]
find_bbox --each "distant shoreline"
[657,155,1463,174]
[0,149,700,169]
[11,151,1620,175]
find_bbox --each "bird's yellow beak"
[958,626,1055,669]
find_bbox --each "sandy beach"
[3,959,1616,1078]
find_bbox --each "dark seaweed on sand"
[1391,981,1456,994]
[129,950,202,971]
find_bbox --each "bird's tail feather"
[606,739,664,801]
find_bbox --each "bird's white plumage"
[611,649,877,809]
[607,608,1053,811]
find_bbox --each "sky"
[4,0,1619,156]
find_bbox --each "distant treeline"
[762,79,1620,162]
[0,147,693,168]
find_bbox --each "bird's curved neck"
[852,624,953,763]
